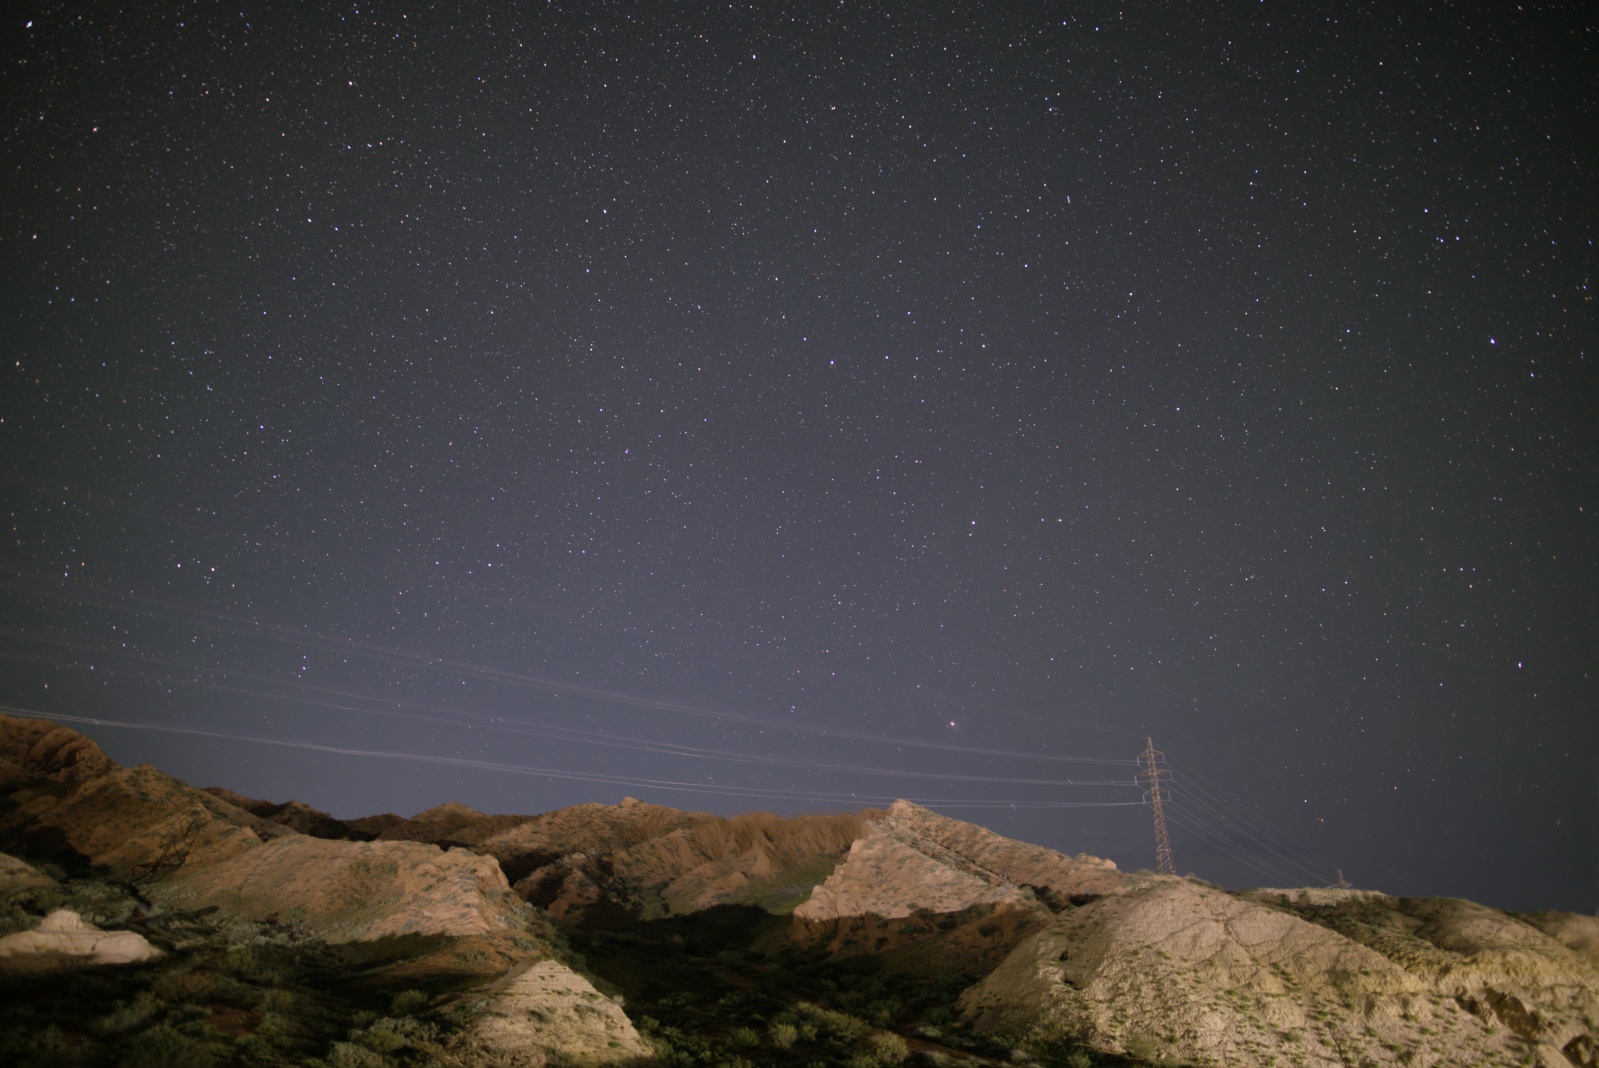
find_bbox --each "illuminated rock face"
[795,799,1126,923]
[0,909,163,968]
[159,834,529,945]
[444,958,653,1067]
[960,880,1599,1068]
[483,802,871,920]
[0,712,539,973]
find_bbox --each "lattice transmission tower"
[1137,736,1176,875]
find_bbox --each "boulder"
[0,909,162,968]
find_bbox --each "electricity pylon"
[1137,736,1176,875]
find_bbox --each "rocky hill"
[1,709,1595,1068]
[0,712,637,1066]
[202,786,375,841]
[961,880,1599,1067]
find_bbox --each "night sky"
[1,2,1592,914]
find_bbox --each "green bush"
[117,1023,217,1068]
[257,986,297,1014]
[356,1025,410,1053]
[95,991,165,1036]
[389,989,429,1016]
[231,1032,282,1065]
[153,968,218,1003]
[768,1021,799,1048]
[865,1030,909,1064]
[1122,1033,1161,1060]
[326,1040,385,1067]
[0,1023,74,1068]
[866,996,904,1027]
[256,1011,295,1037]
[797,1001,869,1042]
[221,944,278,982]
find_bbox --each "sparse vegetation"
[560,903,1133,1068]
[0,885,463,1068]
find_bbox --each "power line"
[1164,755,1337,885]
[1163,808,1310,888]
[1166,784,1330,886]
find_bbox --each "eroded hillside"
[1,710,1594,1068]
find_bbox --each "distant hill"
[0,709,1593,1067]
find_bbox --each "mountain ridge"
[0,710,1594,1068]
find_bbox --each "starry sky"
[1,2,1592,913]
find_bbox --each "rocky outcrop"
[0,713,547,975]
[360,801,537,847]
[0,850,54,891]
[158,835,532,947]
[345,811,410,838]
[479,797,717,877]
[203,786,373,840]
[795,800,1125,924]
[960,879,1599,1068]
[1,758,284,878]
[514,854,612,924]
[611,809,869,914]
[483,800,865,920]
[489,799,1122,931]
[0,908,162,969]
[444,958,652,1066]
[798,822,1032,923]
[0,717,117,784]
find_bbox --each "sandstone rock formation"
[356,801,537,847]
[5,761,285,877]
[478,797,718,879]
[961,879,1599,1068]
[0,715,117,784]
[796,800,1125,924]
[482,800,866,919]
[609,808,869,914]
[444,957,652,1067]
[0,712,545,975]
[0,908,163,968]
[494,798,1118,931]
[203,786,373,840]
[159,835,531,946]
[513,853,613,924]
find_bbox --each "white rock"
[0,909,163,967]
